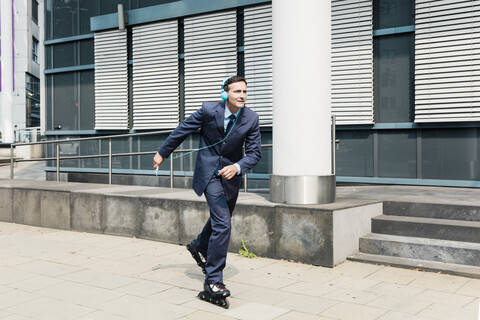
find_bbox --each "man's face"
[227,81,247,109]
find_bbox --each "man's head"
[223,75,247,111]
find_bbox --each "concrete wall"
[0,180,382,267]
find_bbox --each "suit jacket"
[158,101,262,198]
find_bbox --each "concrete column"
[1,0,14,143]
[39,0,46,134]
[270,0,335,204]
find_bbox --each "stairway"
[348,201,480,278]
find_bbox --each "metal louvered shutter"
[94,29,129,130]
[331,0,374,125]
[415,0,480,123]
[184,11,237,117]
[132,20,179,129]
[244,4,272,125]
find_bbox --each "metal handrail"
[8,132,273,192]
[8,119,337,193]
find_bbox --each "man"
[153,75,261,300]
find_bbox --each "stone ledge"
[0,179,382,267]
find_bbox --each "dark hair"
[223,75,247,92]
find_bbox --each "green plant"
[238,239,257,259]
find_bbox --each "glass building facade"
[44,0,480,188]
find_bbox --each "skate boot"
[197,282,230,309]
[186,241,206,274]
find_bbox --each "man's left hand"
[218,165,238,180]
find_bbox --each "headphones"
[220,76,232,101]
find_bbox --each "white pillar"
[39,0,46,135]
[1,0,14,143]
[270,0,335,204]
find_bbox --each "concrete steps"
[348,252,480,279]
[372,215,480,243]
[349,201,480,276]
[359,233,480,266]
[383,201,480,221]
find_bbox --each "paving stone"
[408,272,470,293]
[149,287,198,305]
[5,296,93,319]
[325,276,380,291]
[35,281,93,301]
[367,295,432,315]
[365,282,425,297]
[273,294,339,315]
[8,275,63,292]
[178,310,238,320]
[115,279,172,297]
[416,303,478,320]
[281,281,337,297]
[0,256,35,267]
[320,302,388,320]
[321,288,380,304]
[376,311,433,320]
[13,260,83,278]
[2,315,38,320]
[275,311,336,320]
[456,279,480,297]
[331,261,384,278]
[0,268,36,286]
[73,310,128,320]
[0,289,41,310]
[85,273,139,290]
[162,273,205,291]
[412,289,476,307]
[223,302,289,320]
[1,221,479,320]
[237,273,298,290]
[236,286,299,305]
[61,285,125,308]
[98,295,194,320]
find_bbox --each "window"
[26,74,40,127]
[32,0,38,24]
[32,38,39,63]
[373,0,414,123]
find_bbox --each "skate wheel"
[197,291,206,300]
[221,298,229,309]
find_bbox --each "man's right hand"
[153,152,164,170]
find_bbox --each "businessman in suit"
[153,75,261,298]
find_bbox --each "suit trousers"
[193,175,238,285]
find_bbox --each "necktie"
[225,114,236,137]
[215,114,236,176]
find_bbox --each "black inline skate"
[186,241,206,274]
[197,282,230,309]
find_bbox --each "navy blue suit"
[158,101,261,284]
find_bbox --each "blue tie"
[215,114,236,176]
[225,114,236,137]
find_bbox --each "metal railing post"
[170,156,174,188]
[243,148,248,192]
[109,139,112,184]
[332,115,336,175]
[10,145,14,179]
[56,143,60,182]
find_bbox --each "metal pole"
[243,148,248,192]
[56,143,60,182]
[10,145,14,179]
[332,115,336,175]
[170,156,174,188]
[108,139,112,184]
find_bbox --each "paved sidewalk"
[0,222,479,320]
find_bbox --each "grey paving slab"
[416,303,478,320]
[320,301,388,320]
[276,311,336,320]
[1,221,480,320]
